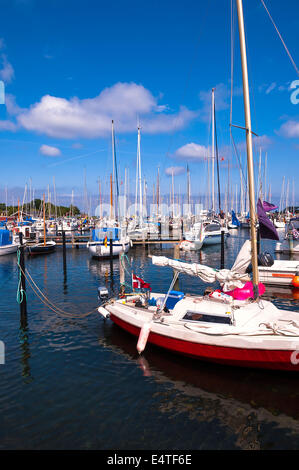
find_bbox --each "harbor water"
[0,229,299,450]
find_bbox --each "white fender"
[98,306,110,319]
[137,321,152,354]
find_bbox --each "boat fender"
[98,306,110,319]
[225,281,266,300]
[292,271,299,288]
[137,321,152,354]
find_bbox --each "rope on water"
[16,253,97,318]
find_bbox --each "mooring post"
[119,251,125,296]
[173,244,180,291]
[62,230,67,268]
[288,229,294,254]
[220,228,225,270]
[109,232,114,288]
[18,232,27,320]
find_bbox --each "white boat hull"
[258,260,299,287]
[87,240,130,258]
[0,244,19,255]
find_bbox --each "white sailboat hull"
[87,240,130,258]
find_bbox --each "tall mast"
[71,189,74,217]
[124,168,127,221]
[53,176,58,220]
[43,193,46,246]
[236,0,259,294]
[171,168,175,217]
[111,120,119,221]
[137,125,143,224]
[156,167,160,217]
[110,173,113,220]
[211,88,215,213]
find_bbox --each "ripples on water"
[0,230,298,450]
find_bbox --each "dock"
[25,234,182,248]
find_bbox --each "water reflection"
[97,323,299,449]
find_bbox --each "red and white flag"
[132,273,151,291]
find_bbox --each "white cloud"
[165,166,186,176]
[0,120,17,131]
[278,119,299,138]
[17,82,195,139]
[39,144,61,156]
[173,142,209,161]
[0,54,14,83]
[5,93,23,115]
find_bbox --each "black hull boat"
[27,241,56,255]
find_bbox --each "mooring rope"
[16,249,97,318]
[16,250,27,305]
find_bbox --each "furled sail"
[152,240,252,291]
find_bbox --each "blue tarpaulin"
[92,228,120,241]
[0,230,11,246]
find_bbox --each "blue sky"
[0,0,298,209]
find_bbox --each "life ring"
[179,240,192,251]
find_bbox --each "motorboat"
[202,220,228,246]
[0,229,19,256]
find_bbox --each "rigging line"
[230,128,248,195]
[229,0,236,127]
[47,149,107,168]
[260,0,299,77]
[214,99,221,213]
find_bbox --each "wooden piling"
[220,228,225,269]
[18,232,27,321]
[173,244,180,291]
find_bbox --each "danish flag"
[132,273,151,291]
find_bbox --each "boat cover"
[0,229,11,246]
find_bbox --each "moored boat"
[0,229,19,256]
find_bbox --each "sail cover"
[262,201,278,212]
[151,240,252,291]
[257,199,279,240]
[231,210,240,227]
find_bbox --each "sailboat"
[27,194,56,255]
[87,121,131,258]
[98,0,299,371]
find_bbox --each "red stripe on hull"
[110,313,299,371]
